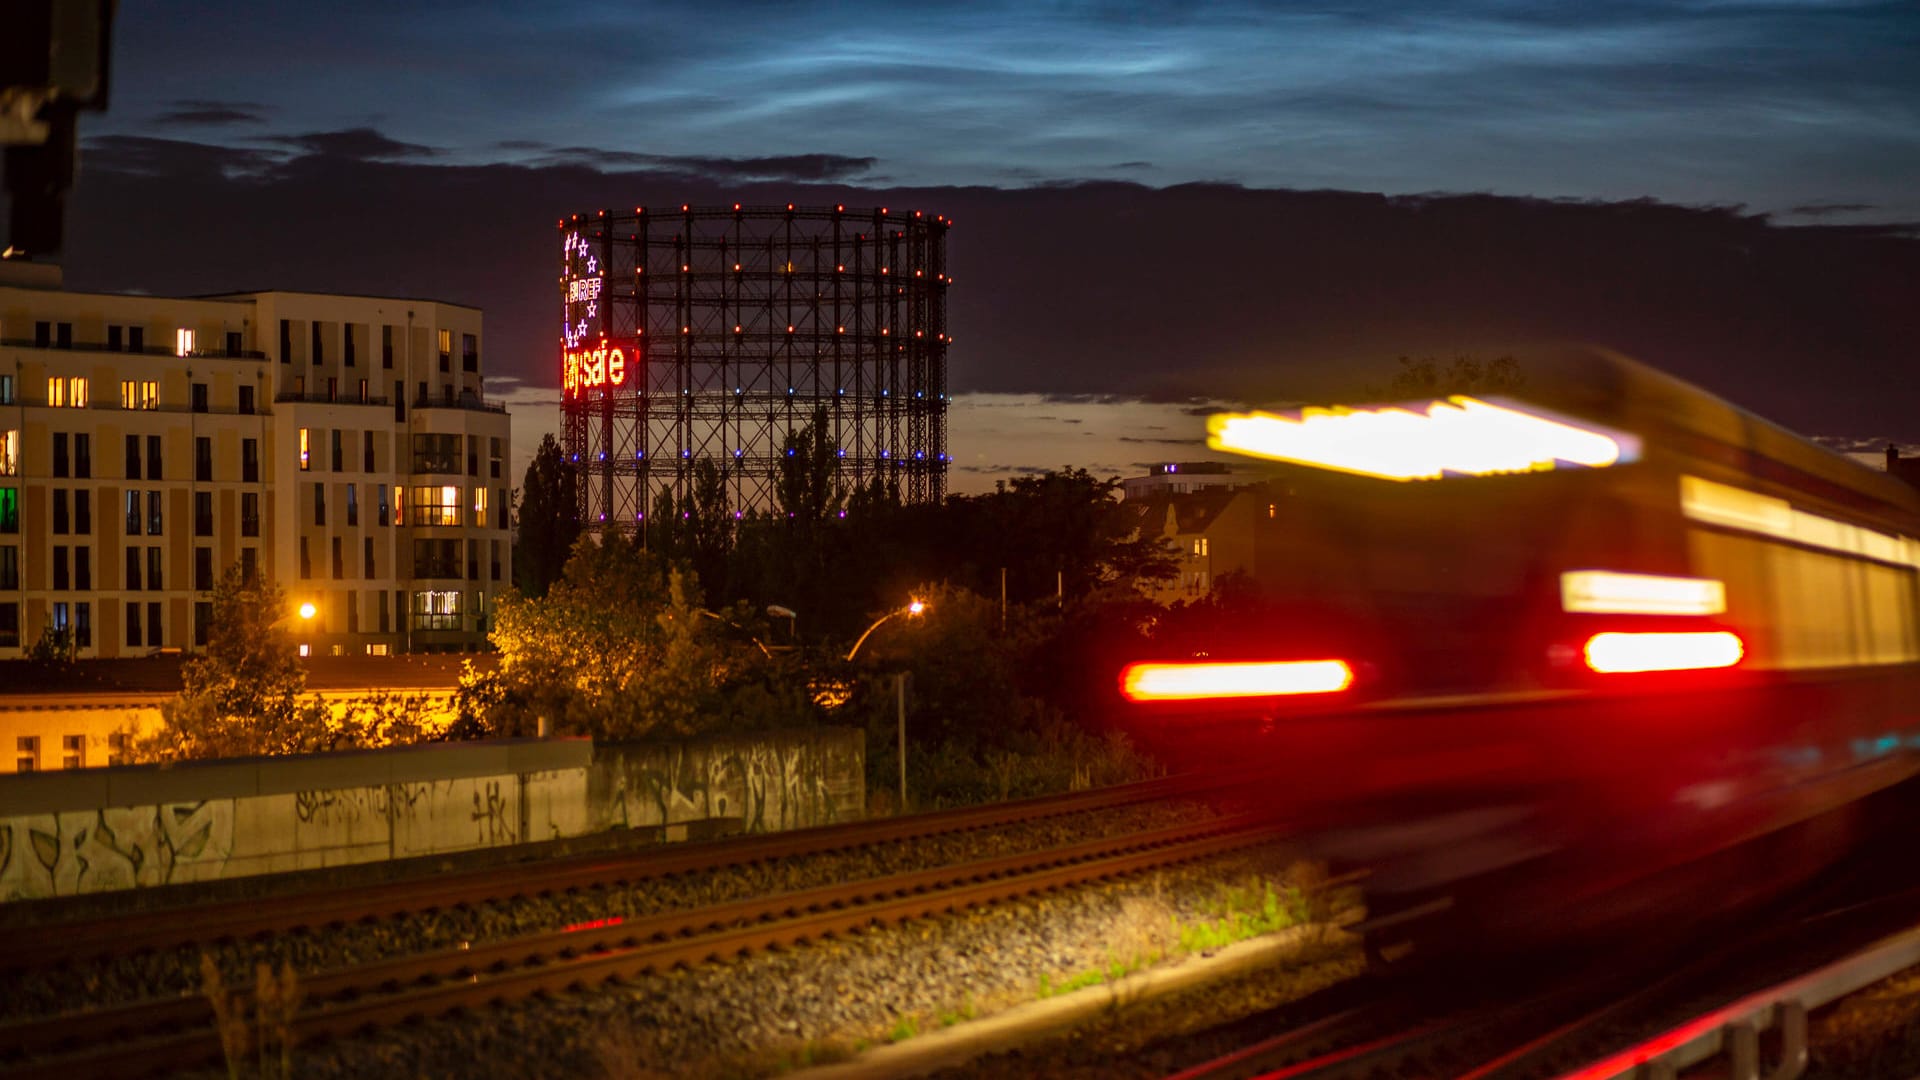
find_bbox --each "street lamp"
[268,601,318,657]
[846,599,927,662]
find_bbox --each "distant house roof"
[1126,486,1245,537]
[0,654,493,698]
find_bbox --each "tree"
[775,408,845,525]
[957,468,1178,605]
[137,566,334,760]
[480,535,805,740]
[685,460,734,599]
[1381,354,1525,398]
[514,434,581,598]
[24,619,76,665]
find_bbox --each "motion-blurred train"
[1116,346,1920,957]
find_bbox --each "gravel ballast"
[5,799,1220,1021]
[189,842,1352,1080]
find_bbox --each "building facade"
[1121,461,1240,501]
[0,266,510,659]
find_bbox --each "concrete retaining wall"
[590,728,866,835]
[0,728,863,902]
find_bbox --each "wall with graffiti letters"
[588,728,864,836]
[0,728,863,902]
[0,739,593,902]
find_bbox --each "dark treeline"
[498,423,1182,808]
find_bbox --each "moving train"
[1117,346,1920,956]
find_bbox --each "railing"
[411,396,507,414]
[275,391,392,406]
[0,337,269,360]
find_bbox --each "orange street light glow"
[907,599,926,615]
[1560,571,1726,616]
[1120,660,1353,701]
[297,602,317,620]
[1206,396,1631,481]
[1583,631,1744,674]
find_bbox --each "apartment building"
[0,263,511,658]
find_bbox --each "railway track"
[0,810,1286,1079]
[0,771,1234,972]
[1159,821,1920,1080]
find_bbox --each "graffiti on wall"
[594,729,863,835]
[0,800,235,901]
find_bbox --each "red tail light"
[1582,631,1744,674]
[1120,660,1354,702]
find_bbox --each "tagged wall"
[589,728,865,835]
[0,728,863,902]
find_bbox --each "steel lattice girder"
[559,205,949,529]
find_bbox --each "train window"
[1688,528,1918,670]
[1688,529,1778,666]
[1860,562,1916,664]
[1769,546,1855,669]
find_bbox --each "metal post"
[896,672,907,813]
[1056,569,1063,607]
[1000,566,1007,633]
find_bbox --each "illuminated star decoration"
[563,231,602,349]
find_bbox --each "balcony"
[276,390,392,407]
[0,336,268,360]
[410,395,507,415]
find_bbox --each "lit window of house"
[175,328,195,357]
[408,485,461,526]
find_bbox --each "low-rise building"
[0,654,481,772]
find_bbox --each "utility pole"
[1056,569,1063,607]
[999,567,1007,633]
[896,672,908,813]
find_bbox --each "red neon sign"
[563,341,629,398]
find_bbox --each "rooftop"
[0,655,493,699]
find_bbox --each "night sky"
[37,1,1920,488]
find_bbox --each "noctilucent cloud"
[105,0,1919,222]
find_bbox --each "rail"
[1551,919,1920,1080]
[0,813,1282,1078]
[0,771,1233,972]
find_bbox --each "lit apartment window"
[118,379,158,409]
[412,589,461,630]
[407,485,460,526]
[437,328,452,372]
[47,376,87,407]
[299,427,311,470]
[0,430,16,475]
[472,486,487,527]
[175,327,195,357]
